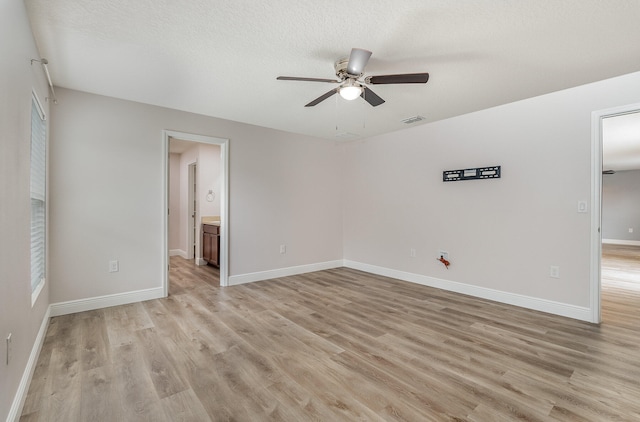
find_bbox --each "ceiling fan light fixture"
[276,47,429,107]
[339,81,362,101]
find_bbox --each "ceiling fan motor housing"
[334,57,361,79]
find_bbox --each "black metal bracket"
[443,166,501,182]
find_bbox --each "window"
[30,92,46,304]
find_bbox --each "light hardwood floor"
[20,249,640,421]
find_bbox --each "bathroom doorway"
[163,130,229,295]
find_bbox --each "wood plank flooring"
[20,249,640,421]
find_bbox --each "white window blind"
[31,93,46,293]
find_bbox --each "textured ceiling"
[25,0,640,142]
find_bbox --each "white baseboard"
[49,287,165,317]
[228,260,344,286]
[7,305,51,422]
[602,238,640,246]
[343,260,593,322]
[169,249,187,258]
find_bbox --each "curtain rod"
[31,58,58,104]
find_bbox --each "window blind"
[30,95,46,292]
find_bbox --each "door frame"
[590,101,640,323]
[187,161,197,260]
[162,130,230,293]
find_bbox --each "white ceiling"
[168,138,196,155]
[25,0,640,144]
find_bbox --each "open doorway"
[591,104,640,323]
[163,130,229,295]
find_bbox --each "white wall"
[168,153,181,251]
[602,170,640,242]
[0,2,51,420]
[178,144,199,256]
[343,71,640,314]
[49,88,344,303]
[198,143,222,220]
[174,142,221,259]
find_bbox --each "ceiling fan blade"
[346,48,372,76]
[366,73,430,84]
[305,88,339,107]
[361,87,385,107]
[277,76,339,83]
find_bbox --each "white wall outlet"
[550,266,560,278]
[410,248,416,258]
[6,333,12,365]
[109,260,119,273]
[438,250,449,260]
[629,228,634,233]
[279,244,286,254]
[577,201,588,213]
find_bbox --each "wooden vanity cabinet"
[202,224,220,267]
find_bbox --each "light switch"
[109,260,119,272]
[577,201,588,213]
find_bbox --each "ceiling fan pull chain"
[335,91,339,133]
[362,90,367,129]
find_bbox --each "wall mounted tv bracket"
[443,166,501,182]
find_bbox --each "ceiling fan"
[277,48,429,107]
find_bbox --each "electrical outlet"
[279,244,286,254]
[550,266,560,278]
[6,333,12,365]
[438,250,449,261]
[109,260,119,273]
[410,248,416,258]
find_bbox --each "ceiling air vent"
[401,115,425,124]
[334,132,359,139]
